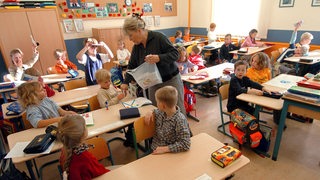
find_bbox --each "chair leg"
[38,159,59,180]
[217,114,232,138]
[106,141,115,165]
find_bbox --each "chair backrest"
[278,47,287,54]
[63,78,87,91]
[270,50,281,65]
[133,117,155,143]
[85,137,110,161]
[47,66,57,74]
[219,83,230,101]
[21,112,33,129]
[169,37,175,43]
[87,95,100,111]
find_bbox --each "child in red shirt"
[58,115,110,180]
[188,45,206,70]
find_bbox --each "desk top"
[181,63,234,84]
[113,60,128,66]
[229,46,271,55]
[7,103,156,164]
[203,42,225,51]
[284,51,320,65]
[42,70,85,85]
[174,39,208,47]
[94,133,250,180]
[50,85,100,106]
[237,93,283,110]
[263,74,305,91]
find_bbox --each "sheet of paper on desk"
[122,97,152,108]
[80,112,94,126]
[195,173,212,180]
[4,141,55,159]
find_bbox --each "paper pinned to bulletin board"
[55,0,177,20]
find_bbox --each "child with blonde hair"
[176,46,197,74]
[17,81,76,128]
[246,52,271,84]
[58,115,110,180]
[145,86,191,154]
[95,69,125,108]
[76,38,114,86]
[116,40,131,62]
[54,49,78,74]
[183,28,191,42]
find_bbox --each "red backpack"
[184,85,196,114]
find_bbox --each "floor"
[13,94,320,180]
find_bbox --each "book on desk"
[211,145,242,168]
[287,86,320,99]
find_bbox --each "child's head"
[54,49,67,61]
[209,23,216,31]
[95,69,111,89]
[10,48,24,67]
[177,46,187,63]
[191,45,202,55]
[184,28,190,35]
[224,34,232,45]
[57,114,87,172]
[300,32,313,45]
[249,29,258,39]
[234,60,248,79]
[84,38,98,55]
[250,52,270,70]
[17,81,46,108]
[117,39,125,50]
[175,30,182,38]
[294,46,309,56]
[155,86,178,110]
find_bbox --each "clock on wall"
[125,0,132,6]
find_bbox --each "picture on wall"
[164,3,172,12]
[74,19,84,32]
[312,0,320,6]
[67,0,81,9]
[82,2,95,13]
[63,19,75,33]
[143,3,152,12]
[107,3,118,13]
[279,0,295,7]
[95,7,108,17]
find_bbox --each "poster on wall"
[82,2,95,13]
[154,16,160,26]
[95,7,108,17]
[63,19,75,33]
[67,0,81,9]
[74,19,84,32]
[164,3,172,12]
[107,3,118,13]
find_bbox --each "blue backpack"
[110,67,123,87]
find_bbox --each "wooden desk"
[0,81,25,103]
[41,70,85,85]
[113,60,129,66]
[203,42,225,51]
[181,63,234,84]
[7,104,156,179]
[272,96,320,161]
[284,51,320,65]
[229,46,271,56]
[263,74,305,91]
[94,133,250,180]
[174,39,208,47]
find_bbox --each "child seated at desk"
[176,46,197,75]
[220,34,240,63]
[188,45,206,70]
[246,52,271,84]
[227,61,284,128]
[95,69,125,108]
[241,29,264,47]
[3,45,39,82]
[57,114,110,180]
[53,49,78,74]
[116,39,131,62]
[17,81,76,128]
[183,28,191,42]
[145,86,191,154]
[174,30,184,44]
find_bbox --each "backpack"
[229,109,262,148]
[110,67,123,88]
[184,85,196,114]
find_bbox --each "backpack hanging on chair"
[110,67,124,88]
[184,85,196,115]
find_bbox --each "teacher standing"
[121,14,186,116]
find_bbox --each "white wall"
[269,0,320,31]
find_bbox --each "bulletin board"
[55,0,177,20]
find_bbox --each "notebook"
[287,86,320,99]
[121,97,152,108]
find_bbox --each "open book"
[121,97,152,108]
[80,112,94,126]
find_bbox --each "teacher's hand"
[145,54,160,64]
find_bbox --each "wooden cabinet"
[0,9,66,75]
[92,27,133,71]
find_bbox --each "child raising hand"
[58,115,110,180]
